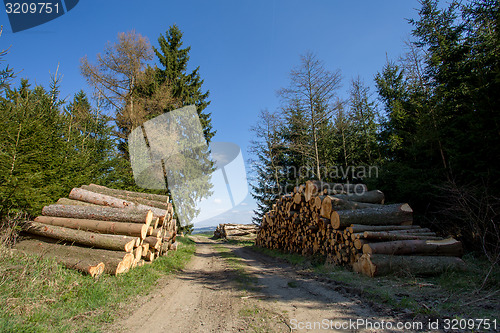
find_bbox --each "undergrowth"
[0,236,195,332]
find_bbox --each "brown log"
[320,196,379,217]
[160,242,169,256]
[354,254,466,277]
[363,231,442,241]
[42,204,154,224]
[333,190,385,204]
[34,216,150,239]
[362,238,463,256]
[87,183,169,203]
[169,241,178,251]
[25,222,137,252]
[15,241,105,278]
[133,246,143,261]
[387,228,432,234]
[348,224,423,233]
[151,217,160,229]
[144,250,155,261]
[305,181,344,201]
[69,188,167,216]
[14,239,133,276]
[56,198,100,207]
[82,184,169,210]
[330,203,413,229]
[143,236,162,250]
[354,238,368,250]
[150,227,163,238]
[104,253,134,275]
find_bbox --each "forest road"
[111,236,422,333]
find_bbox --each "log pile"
[16,184,178,278]
[213,223,258,240]
[256,180,465,277]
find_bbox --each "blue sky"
[1,0,423,226]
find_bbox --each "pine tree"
[154,25,215,142]
[348,77,379,165]
[248,110,286,223]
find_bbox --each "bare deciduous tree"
[278,52,342,180]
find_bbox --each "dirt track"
[113,237,422,332]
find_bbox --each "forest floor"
[110,236,453,333]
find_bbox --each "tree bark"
[348,224,422,233]
[104,253,134,275]
[143,236,162,250]
[56,198,100,207]
[88,183,169,203]
[320,195,379,217]
[333,190,385,204]
[330,203,413,229]
[354,254,466,277]
[68,188,167,216]
[42,204,154,224]
[14,239,133,276]
[25,222,137,252]
[362,238,463,256]
[34,216,150,239]
[362,231,441,241]
[82,184,169,210]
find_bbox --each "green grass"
[0,236,196,332]
[251,245,499,320]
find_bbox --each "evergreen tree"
[154,25,215,142]
[348,77,379,165]
[248,110,286,223]
[280,99,314,185]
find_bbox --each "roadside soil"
[111,236,429,333]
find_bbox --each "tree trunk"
[34,216,150,239]
[320,195,379,217]
[68,188,167,216]
[305,181,347,201]
[330,203,413,229]
[333,190,385,204]
[82,184,169,210]
[56,198,100,207]
[348,224,422,233]
[362,238,463,256]
[143,236,162,250]
[25,222,137,252]
[42,204,154,224]
[353,254,466,277]
[104,253,134,275]
[362,231,442,241]
[14,239,133,276]
[88,183,169,203]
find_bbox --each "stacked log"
[16,184,178,278]
[213,223,258,240]
[256,180,465,277]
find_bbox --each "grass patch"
[251,245,499,320]
[252,245,306,266]
[0,236,195,332]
